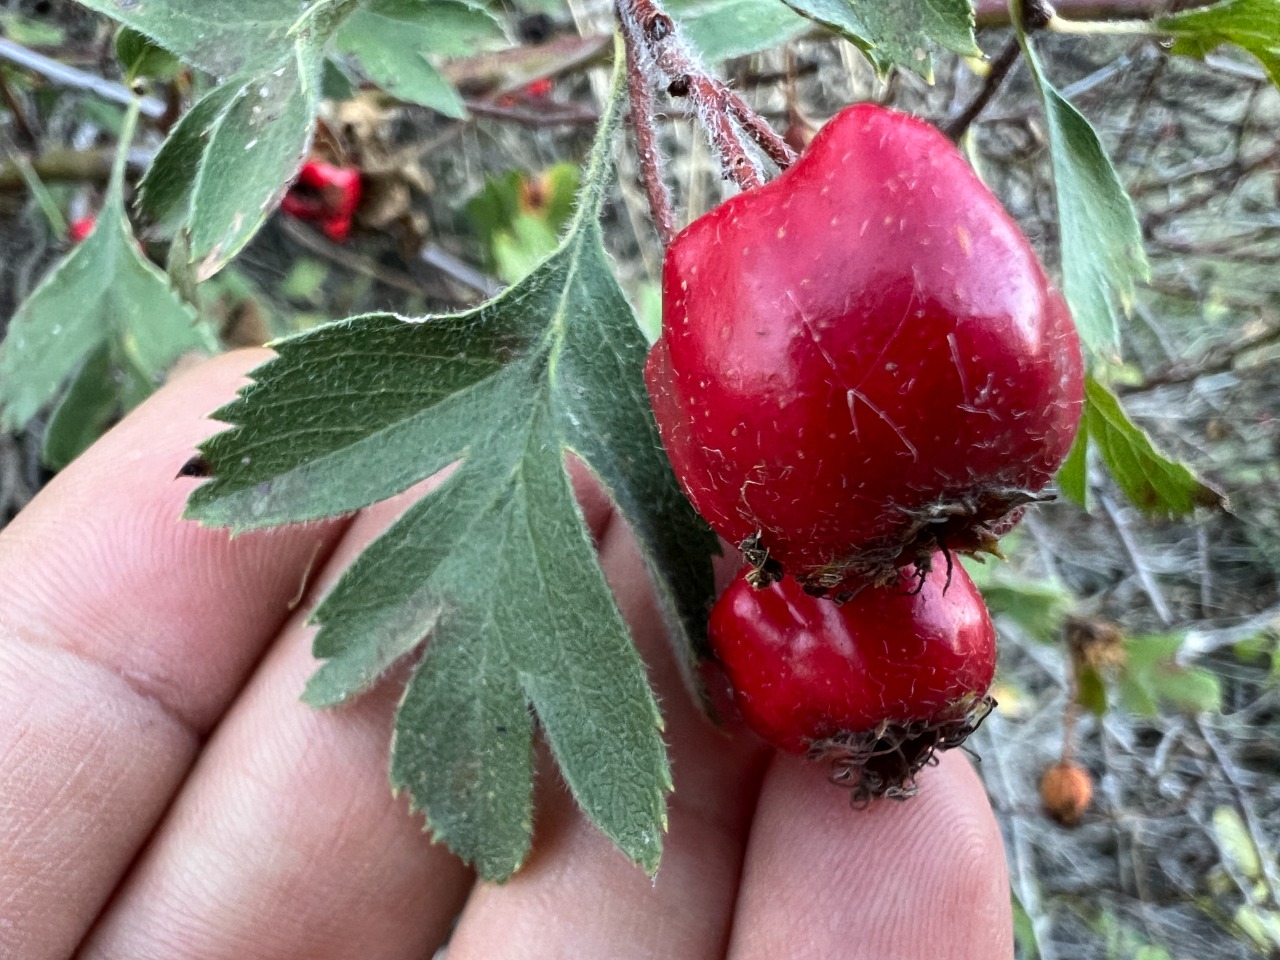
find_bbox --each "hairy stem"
[616,0,766,191]
[617,9,678,245]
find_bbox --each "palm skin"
[0,351,1012,959]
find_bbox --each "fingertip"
[730,750,1011,960]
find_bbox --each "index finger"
[0,351,351,959]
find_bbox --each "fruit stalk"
[615,0,796,201]
[616,0,678,244]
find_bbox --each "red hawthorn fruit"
[68,215,97,244]
[709,556,996,802]
[281,160,363,242]
[646,103,1084,593]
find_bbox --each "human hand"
[0,351,1012,959]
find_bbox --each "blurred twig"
[0,36,165,119]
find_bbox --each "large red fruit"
[646,103,1084,592]
[709,557,996,802]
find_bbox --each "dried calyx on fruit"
[709,556,997,804]
[646,103,1084,594]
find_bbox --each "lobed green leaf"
[1079,376,1226,517]
[0,159,210,433]
[666,0,809,61]
[777,0,978,79]
[186,40,716,879]
[1017,38,1148,358]
[1158,0,1280,88]
[334,0,506,118]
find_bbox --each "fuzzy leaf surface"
[667,0,808,61]
[334,0,506,118]
[111,0,353,275]
[72,0,355,76]
[777,0,977,78]
[1018,40,1148,358]
[185,46,717,878]
[135,51,322,276]
[1158,0,1280,87]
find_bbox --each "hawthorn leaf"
[1017,38,1148,358]
[1120,633,1222,716]
[0,109,211,432]
[334,0,506,118]
[777,0,978,79]
[1075,376,1226,518]
[115,26,182,83]
[1157,0,1280,88]
[101,0,351,276]
[185,50,321,273]
[1056,424,1089,509]
[136,80,245,238]
[139,49,319,276]
[41,344,119,470]
[185,41,716,879]
[666,0,809,61]
[72,0,358,76]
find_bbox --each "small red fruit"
[709,556,996,803]
[646,103,1084,592]
[68,215,97,244]
[281,160,363,242]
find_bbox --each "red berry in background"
[281,160,363,243]
[709,556,996,803]
[646,103,1084,593]
[68,215,96,244]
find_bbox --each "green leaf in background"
[1158,0,1280,88]
[138,50,320,277]
[334,0,506,118]
[185,40,717,879]
[41,344,119,470]
[1119,632,1222,716]
[0,104,212,435]
[1056,424,1089,508]
[666,0,809,61]
[115,26,182,83]
[1015,36,1148,358]
[0,11,65,46]
[777,0,978,79]
[1212,806,1264,882]
[185,54,320,273]
[1011,892,1042,960]
[97,1,362,277]
[1077,664,1109,716]
[963,550,1072,644]
[1074,375,1226,517]
[466,164,581,284]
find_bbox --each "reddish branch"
[616,0,798,211]
[618,4,678,245]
